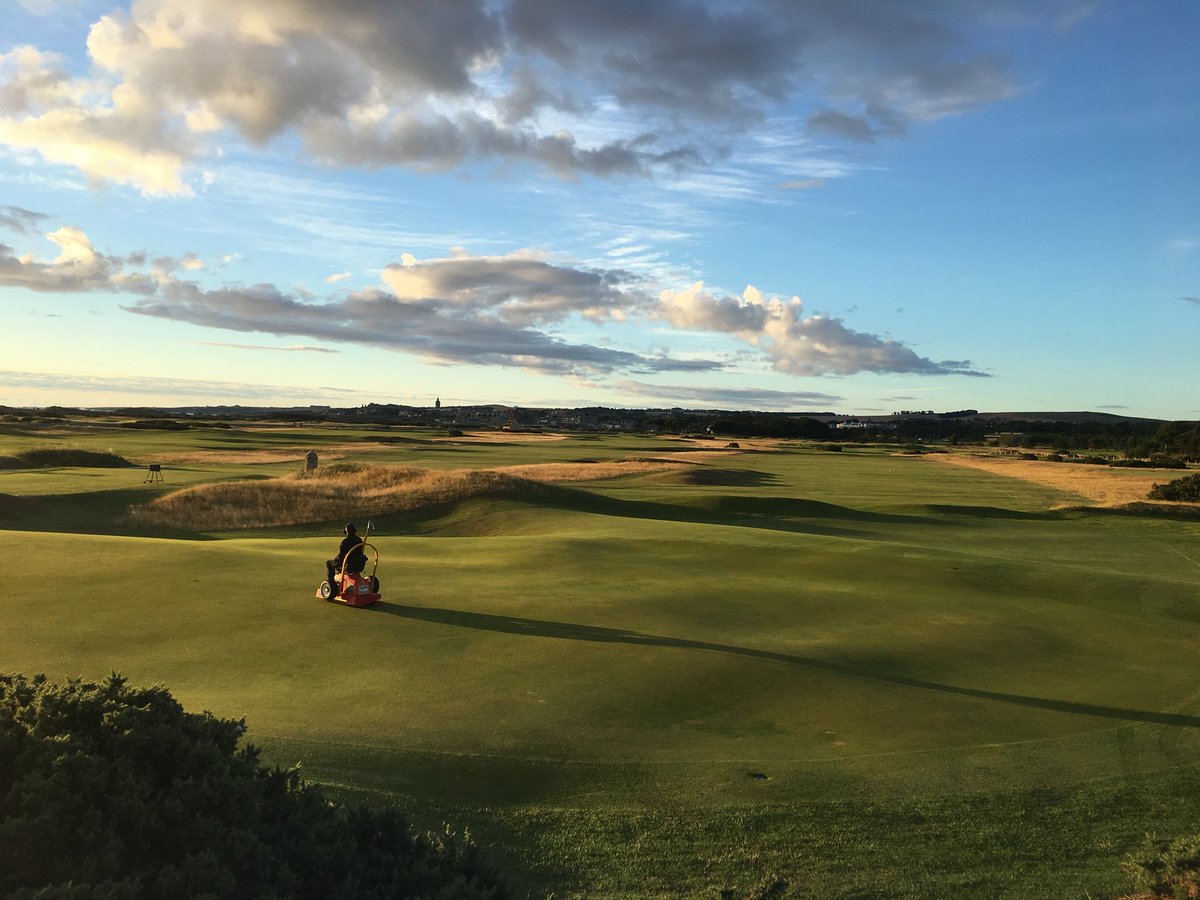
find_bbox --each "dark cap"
[343,522,357,533]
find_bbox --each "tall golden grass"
[493,459,680,482]
[129,460,682,530]
[928,453,1186,507]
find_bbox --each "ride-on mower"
[317,538,381,607]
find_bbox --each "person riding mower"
[317,522,381,607]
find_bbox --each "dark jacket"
[334,533,367,573]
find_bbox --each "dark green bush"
[0,449,133,469]
[1122,832,1200,897]
[1069,455,1112,466]
[1149,473,1200,502]
[0,673,509,900]
[117,420,191,431]
[1110,455,1187,469]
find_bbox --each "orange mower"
[317,540,381,607]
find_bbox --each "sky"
[0,1,1196,418]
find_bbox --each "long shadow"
[0,489,217,540]
[654,468,781,488]
[538,490,945,540]
[919,504,1062,521]
[377,604,1200,730]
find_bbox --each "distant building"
[986,433,1025,447]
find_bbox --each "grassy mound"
[129,464,575,530]
[0,447,133,469]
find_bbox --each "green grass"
[2,424,1199,897]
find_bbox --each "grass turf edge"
[313,768,1200,899]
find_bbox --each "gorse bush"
[0,447,132,469]
[0,673,509,900]
[1148,473,1200,503]
[1111,456,1187,469]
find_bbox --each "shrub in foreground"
[1148,473,1200,503]
[0,673,509,900]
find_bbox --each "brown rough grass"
[494,459,682,481]
[928,452,1196,508]
[440,431,569,443]
[141,443,392,466]
[140,433,569,466]
[129,459,685,530]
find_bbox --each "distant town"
[3,402,1195,459]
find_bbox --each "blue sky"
[1,0,1196,417]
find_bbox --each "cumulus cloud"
[0,224,215,294]
[656,282,987,377]
[118,250,718,377]
[381,252,644,326]
[0,1,1085,192]
[123,279,715,377]
[0,225,125,293]
[3,218,984,380]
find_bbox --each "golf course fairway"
[2,422,1199,897]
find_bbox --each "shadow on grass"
[378,604,1200,730]
[647,468,781,488]
[532,490,948,540]
[912,504,1062,521]
[1067,502,1200,520]
[0,489,216,540]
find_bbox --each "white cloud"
[2,217,985,380]
[0,368,358,401]
[616,380,842,410]
[0,1,1078,192]
[324,272,352,284]
[656,282,987,377]
[380,251,644,326]
[193,341,338,354]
